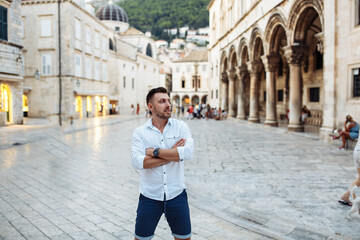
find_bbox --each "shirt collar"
[146,117,173,130]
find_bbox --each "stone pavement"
[0,116,359,239]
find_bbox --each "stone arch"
[249,27,265,61]
[264,11,288,54]
[182,95,190,107]
[172,95,180,105]
[201,95,208,104]
[191,95,200,105]
[228,45,237,70]
[238,39,249,66]
[287,0,324,44]
[220,50,228,72]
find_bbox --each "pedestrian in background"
[131,87,194,240]
[339,136,360,206]
[136,103,140,115]
[131,104,135,115]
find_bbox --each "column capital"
[236,65,248,78]
[221,71,228,83]
[262,54,280,73]
[314,32,324,54]
[247,61,263,75]
[283,44,307,65]
[226,69,237,81]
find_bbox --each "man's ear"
[147,102,153,111]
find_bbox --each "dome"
[95,0,128,23]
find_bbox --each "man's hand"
[145,148,154,157]
[172,138,186,148]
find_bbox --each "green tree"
[118,0,209,39]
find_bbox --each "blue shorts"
[350,132,359,140]
[135,190,191,240]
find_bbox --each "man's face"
[149,93,171,119]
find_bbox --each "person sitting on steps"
[333,115,359,150]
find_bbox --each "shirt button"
[164,183,166,185]
[164,172,165,174]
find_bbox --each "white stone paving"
[0,116,359,239]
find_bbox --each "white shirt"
[131,118,194,201]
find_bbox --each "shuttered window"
[41,54,52,75]
[0,6,8,41]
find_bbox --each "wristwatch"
[153,148,160,158]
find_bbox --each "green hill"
[117,0,209,40]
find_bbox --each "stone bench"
[304,110,323,126]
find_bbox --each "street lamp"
[34,69,40,79]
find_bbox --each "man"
[132,87,194,240]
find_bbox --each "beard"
[153,106,171,119]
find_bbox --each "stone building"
[0,0,23,126]
[170,50,208,108]
[21,0,160,125]
[208,0,360,141]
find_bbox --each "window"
[102,37,107,51]
[95,61,100,80]
[95,32,100,48]
[146,43,153,57]
[353,68,360,97]
[132,78,134,89]
[75,18,81,40]
[85,58,91,79]
[75,54,82,77]
[211,90,214,99]
[86,26,91,44]
[202,65,207,72]
[21,17,25,39]
[309,87,320,102]
[277,90,284,102]
[0,6,7,41]
[181,77,185,88]
[216,89,218,99]
[123,77,126,88]
[41,53,52,75]
[109,38,114,50]
[102,63,107,81]
[115,26,120,32]
[40,18,52,37]
[356,0,360,26]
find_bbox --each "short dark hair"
[146,87,168,105]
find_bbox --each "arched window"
[212,13,217,43]
[181,77,185,88]
[146,43,153,57]
[220,0,226,35]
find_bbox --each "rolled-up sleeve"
[177,121,194,161]
[131,128,145,170]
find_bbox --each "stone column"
[220,72,228,111]
[262,54,280,127]
[236,65,247,120]
[247,61,262,123]
[284,45,307,132]
[227,69,237,117]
